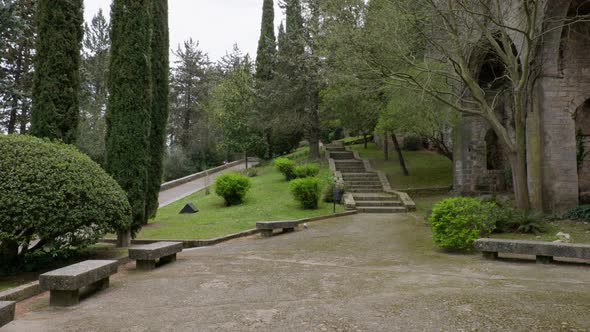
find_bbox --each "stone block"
[0,301,15,327]
[39,260,119,291]
[474,238,590,261]
[128,242,183,261]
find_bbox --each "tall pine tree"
[106,0,152,246]
[30,0,83,143]
[254,0,277,158]
[145,0,169,221]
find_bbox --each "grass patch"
[349,143,453,190]
[140,165,343,240]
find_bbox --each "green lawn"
[139,165,343,240]
[490,221,590,244]
[350,143,453,190]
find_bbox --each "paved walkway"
[158,162,254,208]
[5,214,590,331]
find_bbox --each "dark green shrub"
[564,205,590,222]
[402,135,424,151]
[215,172,252,206]
[274,157,296,180]
[428,197,497,251]
[294,164,320,178]
[290,177,322,209]
[0,135,132,268]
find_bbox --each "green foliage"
[215,173,252,206]
[0,135,132,268]
[274,157,296,180]
[146,0,170,220]
[564,205,590,222]
[106,0,152,229]
[290,177,322,209]
[428,197,497,251]
[293,164,320,178]
[30,0,84,144]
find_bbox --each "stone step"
[338,169,367,173]
[345,181,382,186]
[357,206,407,213]
[352,194,398,201]
[351,184,382,189]
[330,153,355,160]
[335,160,363,164]
[355,200,403,207]
[348,188,384,193]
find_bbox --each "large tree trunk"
[510,112,530,210]
[363,134,368,149]
[116,230,131,248]
[391,132,410,176]
[383,132,389,161]
[266,129,273,160]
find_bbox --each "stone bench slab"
[474,238,590,261]
[39,260,119,291]
[0,301,15,327]
[256,221,299,230]
[128,242,183,261]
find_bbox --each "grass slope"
[350,143,453,190]
[139,165,343,240]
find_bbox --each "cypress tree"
[30,0,84,144]
[106,0,152,246]
[255,0,277,158]
[255,0,276,81]
[145,0,169,221]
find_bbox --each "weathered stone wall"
[455,0,590,212]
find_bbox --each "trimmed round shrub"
[428,197,497,251]
[215,172,252,206]
[0,135,132,266]
[290,177,322,209]
[274,157,295,180]
[293,164,320,178]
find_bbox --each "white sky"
[83,0,284,62]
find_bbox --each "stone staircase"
[326,142,408,214]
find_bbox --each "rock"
[556,232,571,243]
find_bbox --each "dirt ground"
[4,213,590,331]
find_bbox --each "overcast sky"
[84,0,284,62]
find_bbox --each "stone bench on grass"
[128,242,183,271]
[39,260,118,306]
[0,301,15,327]
[474,238,590,264]
[256,221,299,237]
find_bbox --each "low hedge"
[215,172,252,206]
[290,177,322,209]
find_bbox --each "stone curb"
[101,211,357,248]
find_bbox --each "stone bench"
[256,221,299,237]
[474,238,590,264]
[0,301,15,327]
[128,242,183,270]
[39,260,118,306]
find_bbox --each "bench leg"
[536,255,554,264]
[160,253,177,264]
[90,277,110,291]
[50,289,79,307]
[261,230,273,238]
[283,227,295,233]
[136,260,157,271]
[482,251,498,260]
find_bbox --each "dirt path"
[5,213,590,331]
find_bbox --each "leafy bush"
[290,177,322,209]
[0,135,132,268]
[428,197,497,251]
[215,172,252,206]
[402,135,424,151]
[564,205,590,222]
[274,157,296,180]
[293,164,320,178]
